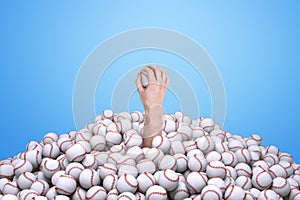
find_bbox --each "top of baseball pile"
[0,110,299,200]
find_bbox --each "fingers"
[147,65,162,83]
[135,72,144,92]
[141,66,156,83]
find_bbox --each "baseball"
[188,154,207,172]
[71,187,86,200]
[162,120,177,133]
[166,131,182,143]
[30,180,49,195]
[65,143,86,162]
[251,170,273,190]
[124,130,142,148]
[205,151,222,162]
[207,177,226,193]
[224,185,246,200]
[102,109,114,120]
[106,131,123,146]
[157,169,179,191]
[13,159,33,177]
[2,181,19,195]
[89,135,106,151]
[169,181,189,200]
[235,148,251,164]
[0,164,14,179]
[136,159,156,174]
[195,136,215,154]
[55,175,77,195]
[117,191,136,200]
[103,173,118,191]
[145,185,168,200]
[235,176,252,190]
[170,140,185,155]
[107,189,119,200]
[41,159,60,178]
[269,164,288,178]
[17,172,36,189]
[141,73,148,87]
[157,155,177,171]
[271,177,291,197]
[151,135,170,154]
[200,118,215,133]
[177,125,192,141]
[42,142,60,159]
[200,185,222,200]
[116,173,138,193]
[78,168,100,189]
[137,172,155,193]
[86,186,107,200]
[130,111,144,122]
[235,163,252,177]
[98,163,117,179]
[118,164,138,178]
[257,189,278,200]
[206,161,226,179]
[65,162,84,181]
[126,146,144,162]
[186,171,208,194]
[145,148,164,165]
[81,154,98,169]
[42,132,58,144]
[24,150,42,169]
[173,153,188,172]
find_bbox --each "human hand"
[135,65,169,112]
[135,65,169,147]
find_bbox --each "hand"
[135,66,169,111]
[135,65,170,147]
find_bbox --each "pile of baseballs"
[0,110,299,200]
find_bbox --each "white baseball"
[186,149,204,159]
[106,131,123,146]
[271,177,291,197]
[215,141,229,153]
[225,166,237,180]
[55,175,77,195]
[124,130,142,148]
[141,73,148,87]
[183,141,198,152]
[51,171,65,186]
[0,164,14,179]
[191,127,206,139]
[173,153,188,173]
[162,120,177,133]
[252,160,270,170]
[158,169,179,191]
[145,148,164,165]
[92,123,107,137]
[126,146,145,162]
[186,171,208,194]
[146,185,168,200]
[205,151,222,162]
[235,148,251,164]
[57,154,69,170]
[41,159,60,178]
[86,186,107,200]
[117,192,136,200]
[257,189,278,200]
[98,163,117,179]
[79,168,100,189]
[117,155,136,168]
[279,160,293,177]
[200,118,215,133]
[24,150,42,169]
[235,176,252,190]
[263,153,279,165]
[103,174,118,191]
[45,186,57,200]
[195,136,215,154]
[2,181,19,195]
[17,172,36,189]
[107,189,119,200]
[251,170,273,190]
[224,185,246,200]
[89,135,106,151]
[42,142,60,159]
[19,189,39,200]
[82,154,98,169]
[200,185,222,200]
[75,140,91,153]
[102,109,114,119]
[30,180,49,195]
[170,181,189,200]
[13,159,33,177]
[65,143,86,162]
[228,139,244,152]
[269,164,288,178]
[118,164,138,178]
[1,194,18,200]
[265,145,279,155]
[170,140,185,155]
[206,161,226,179]
[151,135,170,154]
[135,192,146,200]
[116,173,138,193]
[207,177,226,193]
[278,152,293,162]
[177,125,192,141]
[137,172,155,193]
[118,119,132,133]
[65,162,84,181]
[130,111,144,122]
[71,187,86,200]
[43,132,58,144]
[136,159,156,174]
[158,155,177,171]
[166,131,182,143]
[235,163,252,177]
[188,154,207,172]
[106,152,123,165]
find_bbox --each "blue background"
[0,1,299,162]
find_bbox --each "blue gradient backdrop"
[0,1,299,162]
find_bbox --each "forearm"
[142,105,163,147]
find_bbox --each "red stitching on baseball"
[147,191,167,200]
[201,189,221,200]
[86,187,106,199]
[163,169,179,183]
[124,174,138,188]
